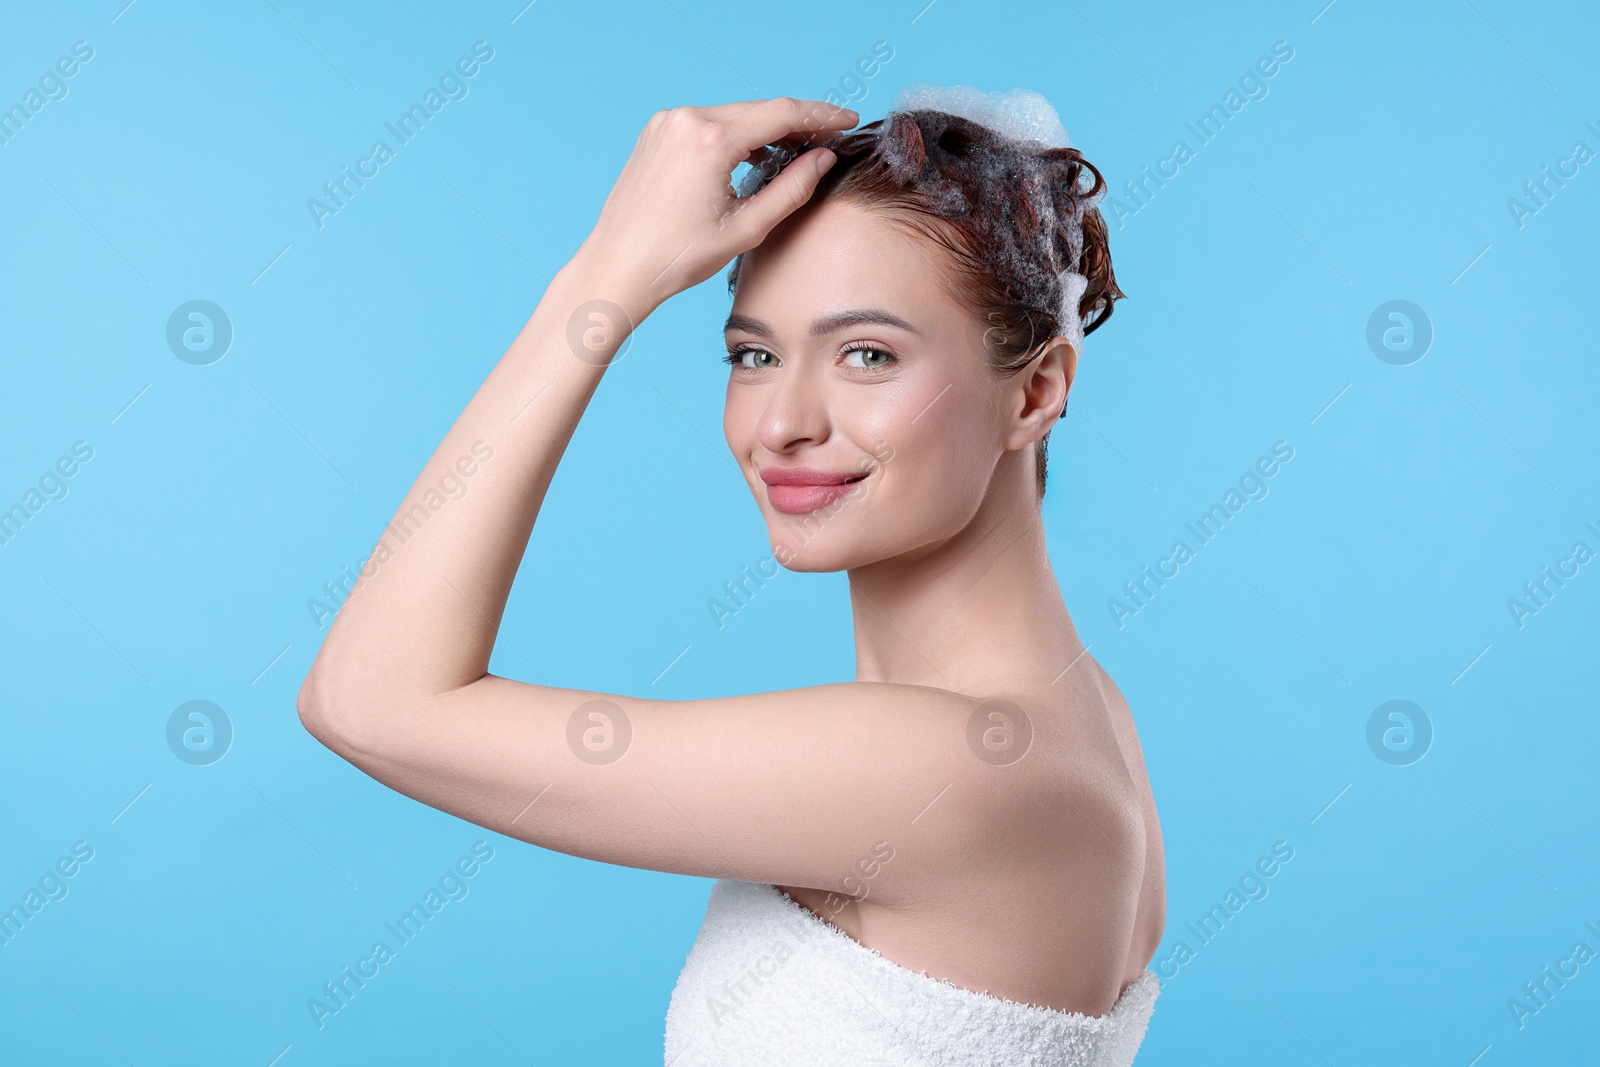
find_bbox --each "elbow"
[297,664,420,765]
[297,666,360,757]
[296,668,333,747]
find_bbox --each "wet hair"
[726,106,1124,499]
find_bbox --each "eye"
[723,346,779,370]
[840,344,896,370]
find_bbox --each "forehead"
[728,198,970,334]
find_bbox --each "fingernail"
[814,148,837,175]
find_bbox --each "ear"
[1005,336,1077,451]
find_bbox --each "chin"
[764,513,907,574]
[757,511,854,571]
[769,541,853,573]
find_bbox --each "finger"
[699,99,773,121]
[740,129,842,169]
[727,145,836,243]
[723,98,858,156]
[700,97,855,128]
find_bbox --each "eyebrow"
[723,308,921,339]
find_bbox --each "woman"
[298,87,1164,1065]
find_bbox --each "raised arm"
[300,99,853,707]
[295,99,1026,901]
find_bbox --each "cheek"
[857,384,993,498]
[723,383,753,450]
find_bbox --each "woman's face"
[722,197,1027,573]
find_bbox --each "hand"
[573,97,859,310]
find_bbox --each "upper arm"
[299,672,1000,902]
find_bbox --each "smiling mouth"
[764,471,871,514]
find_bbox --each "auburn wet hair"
[727,107,1125,499]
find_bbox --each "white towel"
[664,879,1159,1066]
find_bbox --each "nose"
[755,356,831,455]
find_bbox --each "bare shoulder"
[956,662,1165,1007]
[777,663,1168,1015]
[1084,657,1167,979]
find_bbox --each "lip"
[757,465,870,515]
[758,466,864,487]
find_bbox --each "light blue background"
[3,0,1597,1063]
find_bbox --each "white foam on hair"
[884,83,1092,355]
[890,82,1071,150]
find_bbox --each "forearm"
[302,248,658,718]
[300,97,856,734]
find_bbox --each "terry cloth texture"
[663,879,1159,1066]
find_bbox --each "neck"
[846,481,1083,696]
